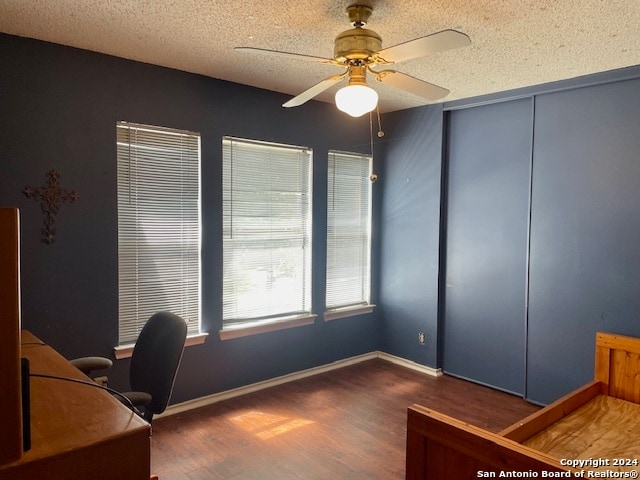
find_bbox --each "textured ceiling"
[1,0,639,112]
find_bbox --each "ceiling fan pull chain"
[369,109,379,183]
[376,105,384,138]
[369,109,374,159]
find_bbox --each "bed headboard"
[594,332,640,403]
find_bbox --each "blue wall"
[376,105,444,367]
[0,33,380,403]
[4,31,640,407]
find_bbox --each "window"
[325,150,373,319]
[116,122,201,345]
[222,137,313,335]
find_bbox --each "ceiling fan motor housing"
[334,3,381,63]
[334,27,382,63]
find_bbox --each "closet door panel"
[443,99,532,395]
[527,78,640,405]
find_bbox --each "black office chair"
[71,311,187,423]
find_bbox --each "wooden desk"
[0,331,151,480]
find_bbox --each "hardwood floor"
[151,359,539,480]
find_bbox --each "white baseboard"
[158,351,441,419]
[376,351,442,377]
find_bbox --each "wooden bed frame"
[406,332,640,479]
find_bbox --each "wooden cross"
[23,169,78,244]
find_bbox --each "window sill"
[114,332,208,360]
[323,304,376,322]
[219,314,317,341]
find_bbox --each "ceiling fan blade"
[374,29,471,65]
[234,47,338,65]
[374,70,450,101]
[283,73,347,108]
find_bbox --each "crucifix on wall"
[23,169,78,244]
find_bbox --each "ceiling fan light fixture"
[335,84,378,117]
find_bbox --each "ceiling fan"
[235,3,471,117]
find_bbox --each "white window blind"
[326,150,372,310]
[117,122,201,344]
[222,136,312,326]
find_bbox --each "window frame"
[115,121,205,354]
[324,150,375,321]
[220,136,315,339]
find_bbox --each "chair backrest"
[129,311,187,416]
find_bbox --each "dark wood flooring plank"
[151,359,539,480]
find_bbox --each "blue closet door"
[442,98,532,395]
[526,78,640,405]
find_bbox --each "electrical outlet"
[418,332,426,345]
[94,376,108,387]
